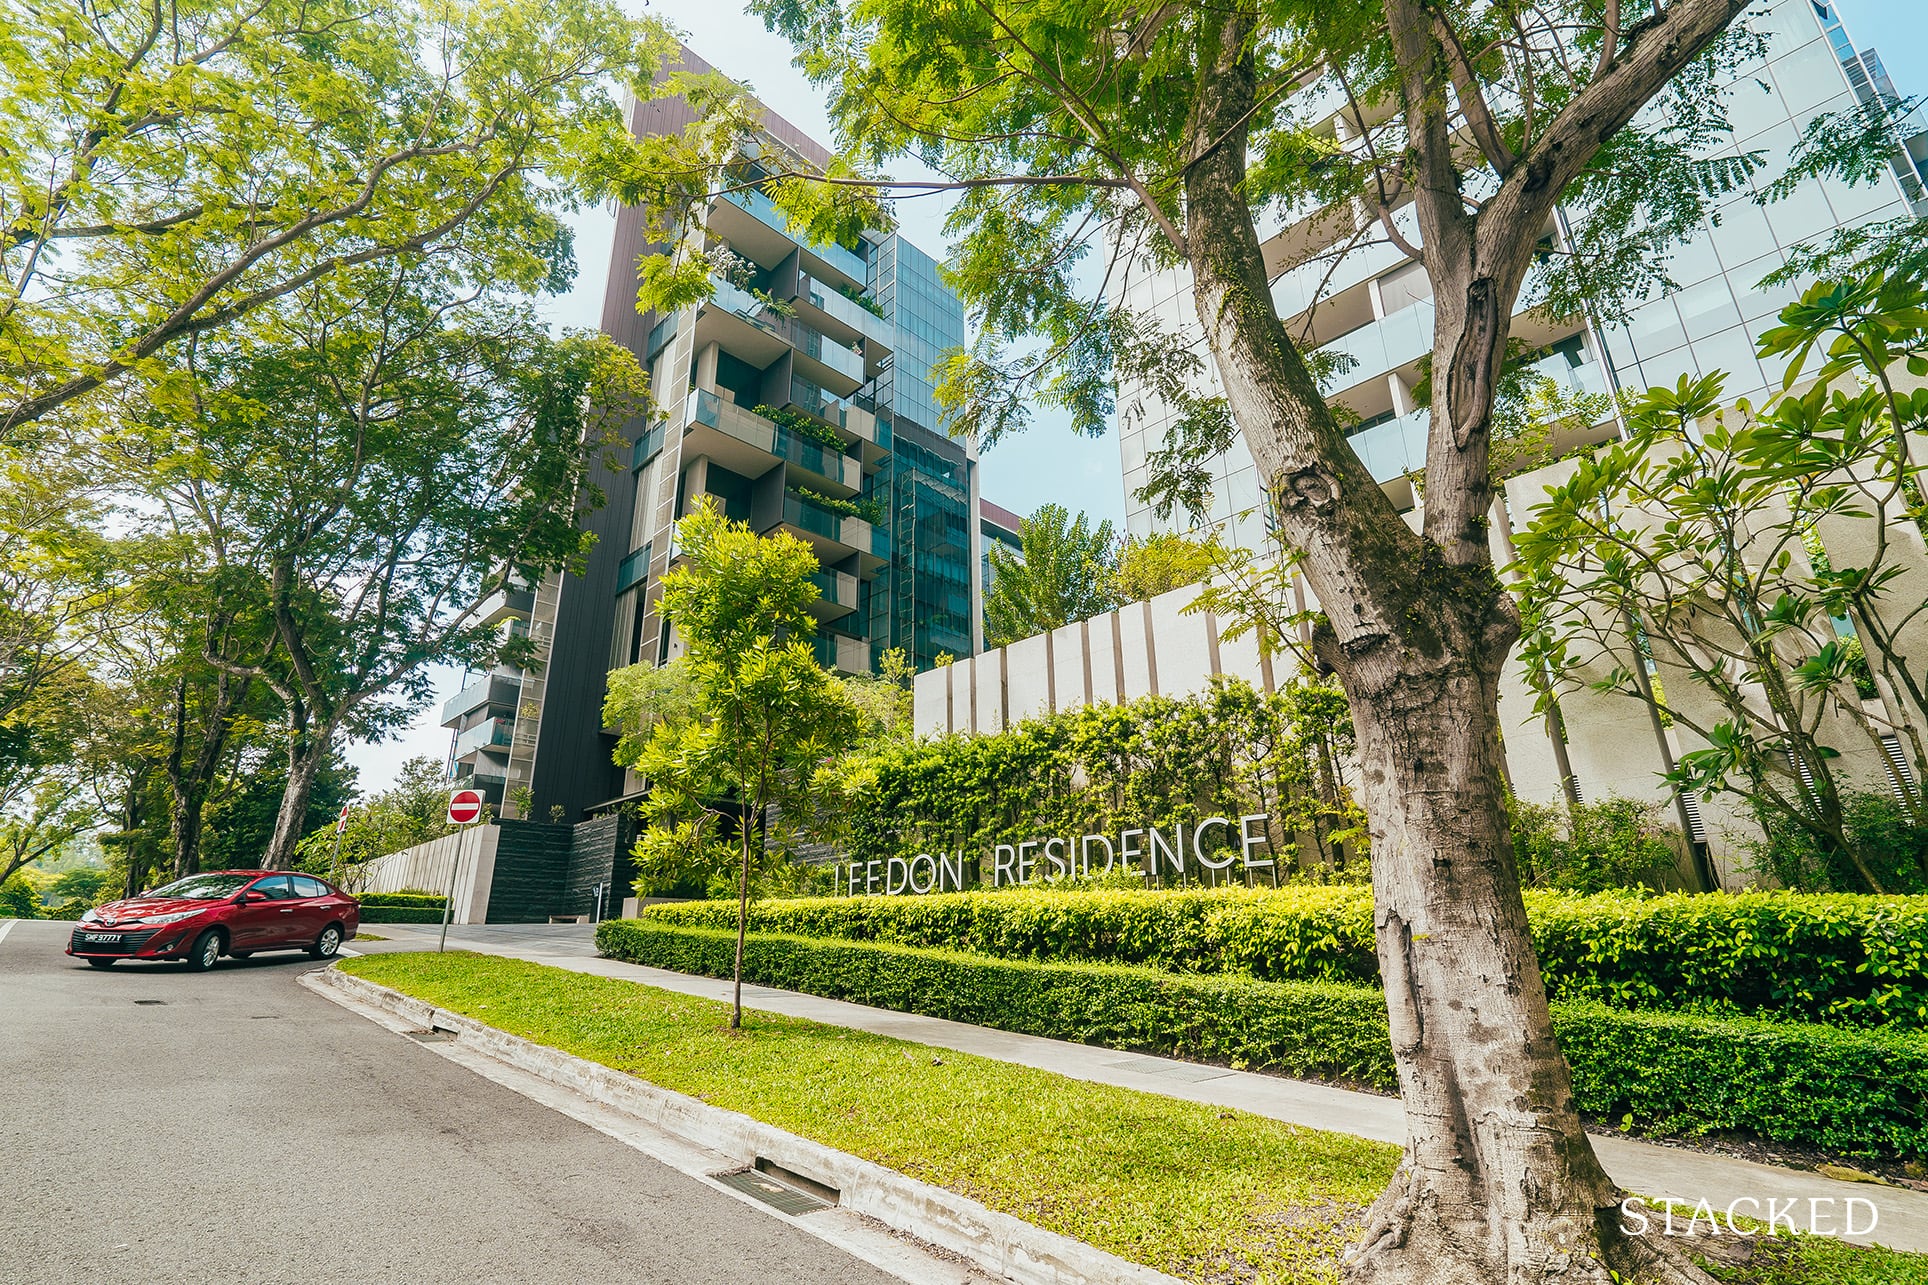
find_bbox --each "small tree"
[983,504,1119,646]
[605,503,860,1027]
[1113,532,1224,603]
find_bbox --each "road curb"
[305,965,1186,1285]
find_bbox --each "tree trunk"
[731,803,754,1030]
[1328,619,1684,1283]
[261,711,334,869]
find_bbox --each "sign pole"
[437,830,461,953]
[439,787,486,951]
[330,802,350,888]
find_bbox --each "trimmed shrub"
[638,886,1928,1029]
[357,890,448,923]
[597,919,1928,1158]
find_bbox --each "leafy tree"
[1517,278,1928,894]
[725,0,1778,1276]
[1113,532,1223,603]
[982,504,1119,646]
[293,755,460,877]
[606,503,861,1027]
[0,0,681,435]
[123,259,650,869]
[199,751,356,872]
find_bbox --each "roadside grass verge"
[338,952,1928,1285]
[342,950,1395,1284]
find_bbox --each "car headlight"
[79,909,101,924]
[142,910,204,926]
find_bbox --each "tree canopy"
[983,503,1119,646]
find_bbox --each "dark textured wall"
[483,821,574,923]
[560,813,638,920]
[478,816,634,922]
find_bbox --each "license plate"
[83,933,123,944]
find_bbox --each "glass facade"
[1115,0,1927,553]
[867,234,979,669]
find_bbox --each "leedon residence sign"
[835,814,1276,897]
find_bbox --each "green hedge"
[358,906,447,924]
[357,890,447,909]
[598,919,1928,1158]
[637,886,1928,1029]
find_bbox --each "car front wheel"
[309,924,342,960]
[184,929,223,972]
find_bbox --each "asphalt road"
[0,918,902,1285]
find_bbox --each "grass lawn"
[339,952,1928,1285]
[352,932,387,941]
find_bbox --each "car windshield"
[142,873,255,901]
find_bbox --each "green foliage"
[789,486,882,525]
[1112,532,1223,604]
[982,504,1118,647]
[293,756,460,871]
[1,0,684,432]
[1744,791,1928,896]
[751,404,850,454]
[821,675,1364,880]
[610,503,863,1005]
[1515,280,1928,892]
[599,919,1928,1158]
[0,874,42,919]
[1506,795,1679,894]
[642,884,1928,1030]
[355,888,449,923]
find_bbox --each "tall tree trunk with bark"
[1176,4,1740,1279]
[261,703,334,869]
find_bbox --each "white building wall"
[350,825,498,925]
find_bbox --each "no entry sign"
[447,789,485,825]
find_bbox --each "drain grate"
[132,1000,167,1006]
[404,1028,456,1043]
[713,1167,834,1216]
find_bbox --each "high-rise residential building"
[441,47,986,820]
[1115,0,1927,549]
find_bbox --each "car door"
[243,875,301,946]
[287,876,333,944]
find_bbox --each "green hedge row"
[358,906,447,924]
[597,919,1928,1158]
[357,890,447,909]
[638,886,1928,1029]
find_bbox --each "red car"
[67,871,361,971]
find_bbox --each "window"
[292,876,330,899]
[248,875,296,901]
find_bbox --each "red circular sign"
[448,789,485,825]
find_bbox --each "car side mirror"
[234,891,261,904]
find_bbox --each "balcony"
[812,630,875,674]
[441,673,522,727]
[475,586,535,627]
[683,389,862,494]
[795,273,894,351]
[453,716,515,759]
[780,494,873,549]
[616,545,652,593]
[715,186,869,287]
[630,423,667,471]
[808,568,859,619]
[1320,299,1435,392]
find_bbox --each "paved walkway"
[359,921,1928,1253]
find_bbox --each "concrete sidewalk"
[362,921,1928,1253]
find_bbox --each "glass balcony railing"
[453,717,515,759]
[798,273,894,348]
[631,423,667,471]
[705,280,866,385]
[811,631,876,674]
[809,568,859,610]
[773,425,860,489]
[1321,299,1435,386]
[782,493,857,544]
[1347,410,1430,484]
[718,186,869,284]
[616,544,652,593]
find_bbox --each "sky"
[342,0,1927,792]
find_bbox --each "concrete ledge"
[307,965,1184,1285]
